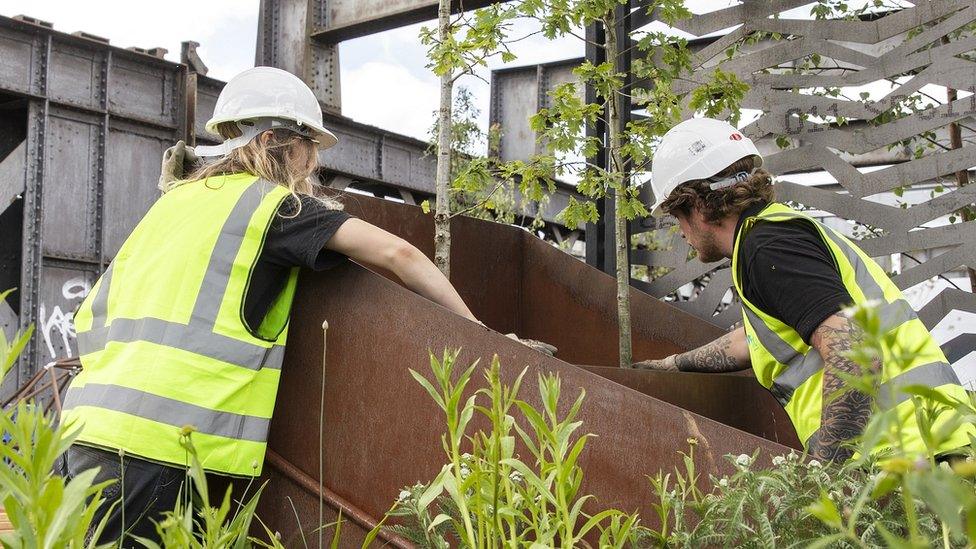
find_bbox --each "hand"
[630,355,678,371]
[158,140,199,191]
[505,333,557,357]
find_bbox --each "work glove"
[630,356,678,371]
[158,140,199,191]
[506,333,558,357]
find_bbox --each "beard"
[693,231,725,263]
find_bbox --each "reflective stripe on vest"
[75,180,286,370]
[62,174,297,477]
[732,203,972,455]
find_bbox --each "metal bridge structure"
[0,0,974,543]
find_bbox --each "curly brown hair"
[659,156,773,223]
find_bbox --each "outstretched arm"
[325,219,477,322]
[632,327,751,373]
[807,312,874,462]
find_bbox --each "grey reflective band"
[743,208,934,408]
[192,179,266,323]
[77,317,284,370]
[803,362,961,449]
[80,180,285,371]
[757,296,925,406]
[743,306,805,366]
[877,299,915,333]
[804,429,821,451]
[877,361,961,409]
[708,169,754,190]
[770,351,824,406]
[87,264,113,329]
[63,384,270,443]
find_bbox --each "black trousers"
[63,444,187,548]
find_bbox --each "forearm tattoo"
[673,331,741,373]
[808,313,875,462]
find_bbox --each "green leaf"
[427,513,452,532]
[908,469,974,535]
[410,368,446,411]
[418,467,449,510]
[807,491,842,528]
[870,472,900,499]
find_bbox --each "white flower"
[735,454,752,467]
[459,465,471,479]
[509,471,524,484]
[397,490,411,502]
[718,478,729,487]
[807,459,822,469]
[772,455,786,467]
[787,451,798,461]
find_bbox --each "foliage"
[424,87,551,230]
[0,288,288,549]
[0,288,114,548]
[0,289,33,381]
[649,300,976,548]
[373,350,646,548]
[420,4,520,80]
[0,402,116,549]
[134,429,284,549]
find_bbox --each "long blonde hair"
[168,121,343,214]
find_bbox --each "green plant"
[648,300,976,548]
[134,428,285,549]
[0,288,292,549]
[0,288,115,548]
[0,289,33,381]
[374,349,645,548]
[0,402,117,549]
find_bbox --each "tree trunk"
[946,84,976,292]
[605,14,633,368]
[434,0,453,278]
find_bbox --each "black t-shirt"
[243,195,351,331]
[735,202,853,344]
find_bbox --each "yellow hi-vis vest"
[62,173,299,477]
[732,202,973,456]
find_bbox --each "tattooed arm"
[807,312,875,462]
[631,327,751,373]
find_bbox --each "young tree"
[515,0,748,366]
[422,3,521,277]
[425,87,525,227]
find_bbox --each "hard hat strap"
[194,118,316,157]
[708,169,756,191]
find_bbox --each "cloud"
[340,61,440,141]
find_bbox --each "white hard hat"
[649,117,762,217]
[196,66,338,157]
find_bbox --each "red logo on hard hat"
[730,133,743,141]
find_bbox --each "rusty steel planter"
[254,196,797,546]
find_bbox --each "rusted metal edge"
[263,450,412,549]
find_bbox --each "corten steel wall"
[259,199,798,545]
[490,2,976,342]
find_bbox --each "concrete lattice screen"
[624,1,976,348]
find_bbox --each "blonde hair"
[168,121,343,214]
